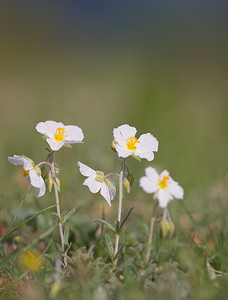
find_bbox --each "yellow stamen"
[126,136,140,152]
[158,175,170,189]
[23,169,30,177]
[54,127,68,142]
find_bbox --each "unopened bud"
[41,166,48,180]
[161,219,175,237]
[111,140,117,152]
[46,172,53,192]
[55,177,61,192]
[123,178,131,193]
[127,173,134,187]
[54,165,60,175]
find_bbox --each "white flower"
[139,167,184,208]
[8,155,46,197]
[78,161,116,206]
[113,124,158,161]
[36,121,84,151]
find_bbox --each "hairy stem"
[145,199,158,264]
[114,159,125,265]
[50,152,66,266]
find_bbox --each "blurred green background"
[1,1,228,223]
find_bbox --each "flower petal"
[139,176,158,194]
[136,133,158,161]
[168,181,184,199]
[113,124,137,146]
[46,138,65,151]
[145,167,159,180]
[36,121,64,138]
[8,155,27,166]
[115,144,132,158]
[35,180,46,198]
[29,169,44,188]
[83,177,101,193]
[64,125,84,143]
[78,161,96,177]
[157,189,173,208]
[100,183,112,206]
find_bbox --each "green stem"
[114,159,125,265]
[145,199,158,264]
[50,151,66,266]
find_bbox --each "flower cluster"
[8,121,84,198]
[8,122,183,210]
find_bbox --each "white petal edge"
[139,176,158,194]
[78,161,96,177]
[8,155,26,166]
[64,125,84,143]
[36,121,64,138]
[46,138,65,151]
[100,183,111,206]
[113,124,137,146]
[136,133,159,161]
[157,189,173,208]
[83,177,102,193]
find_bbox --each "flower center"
[23,169,30,177]
[158,175,170,189]
[95,171,105,183]
[126,136,139,152]
[54,127,68,142]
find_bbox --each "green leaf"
[56,243,63,253]
[94,219,116,234]
[119,207,134,232]
[64,226,70,246]
[62,208,76,224]
[0,205,56,243]
[105,234,115,262]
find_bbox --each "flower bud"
[160,219,175,237]
[46,172,53,192]
[127,173,134,187]
[41,166,48,180]
[123,177,131,193]
[111,140,117,152]
[55,177,61,192]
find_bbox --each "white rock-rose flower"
[36,121,84,151]
[78,161,116,206]
[113,124,158,161]
[8,155,46,197]
[139,167,184,208]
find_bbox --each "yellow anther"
[54,127,68,142]
[158,175,170,189]
[126,136,139,152]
